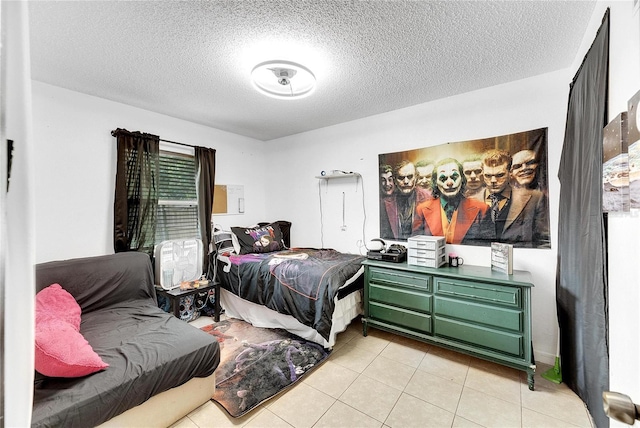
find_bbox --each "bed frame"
[220,274,363,348]
[96,373,215,427]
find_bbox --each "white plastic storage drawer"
[408,246,445,259]
[407,235,445,251]
[408,254,446,268]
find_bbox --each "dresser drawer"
[369,301,432,333]
[369,267,431,291]
[434,278,521,308]
[434,317,523,357]
[369,283,432,313]
[435,297,522,332]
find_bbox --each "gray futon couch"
[33,252,220,427]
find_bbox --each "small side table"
[155,282,221,322]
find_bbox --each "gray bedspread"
[32,252,220,428]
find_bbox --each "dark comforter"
[217,248,365,340]
[33,253,220,428]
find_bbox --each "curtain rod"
[110,129,196,149]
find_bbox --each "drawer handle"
[445,290,503,303]
[414,244,435,249]
[373,272,428,282]
[374,278,429,289]
[437,282,519,299]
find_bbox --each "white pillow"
[213,228,238,255]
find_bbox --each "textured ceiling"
[28,1,596,141]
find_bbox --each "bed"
[212,221,365,348]
[33,253,220,428]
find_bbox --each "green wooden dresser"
[362,259,536,390]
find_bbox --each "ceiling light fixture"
[251,60,316,100]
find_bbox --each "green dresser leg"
[528,370,535,390]
[528,343,535,390]
[362,320,368,337]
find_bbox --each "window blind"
[156,150,199,243]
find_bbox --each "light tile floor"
[175,316,595,428]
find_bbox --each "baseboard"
[534,350,556,366]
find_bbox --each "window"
[155,148,199,243]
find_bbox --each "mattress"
[33,251,221,428]
[32,303,220,427]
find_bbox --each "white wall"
[3,2,36,426]
[267,70,570,365]
[32,82,268,263]
[578,1,640,425]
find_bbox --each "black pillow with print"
[258,220,291,248]
[231,223,285,254]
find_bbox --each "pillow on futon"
[35,284,109,378]
[231,222,285,254]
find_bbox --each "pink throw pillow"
[36,283,81,328]
[35,284,108,377]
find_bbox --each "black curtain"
[113,128,160,256]
[557,10,609,428]
[195,147,216,274]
